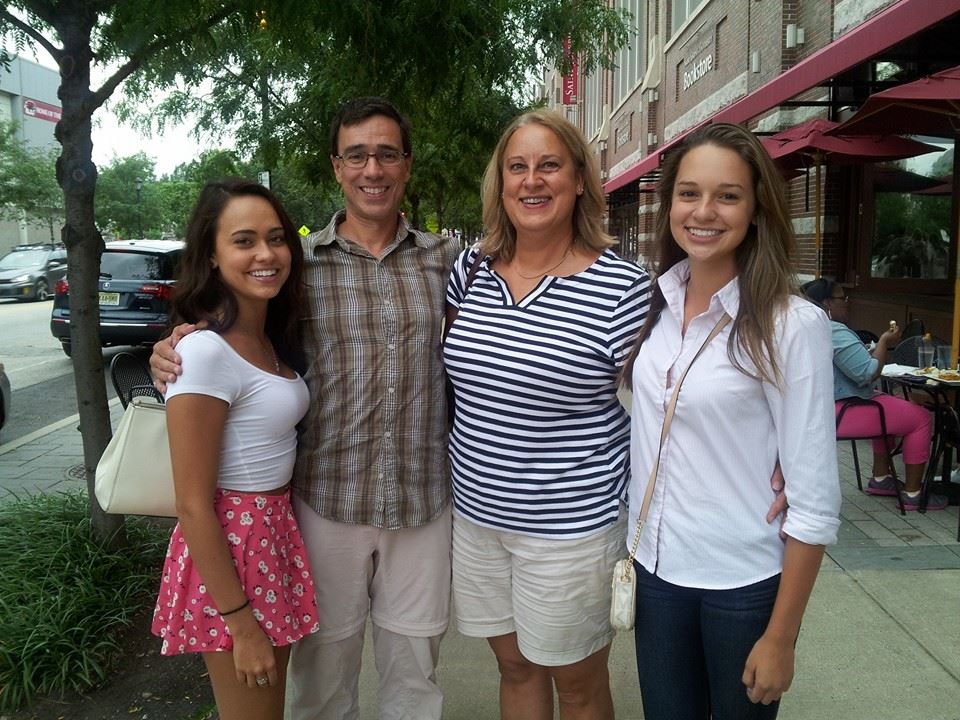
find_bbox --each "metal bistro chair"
[836,397,906,515]
[110,352,164,409]
[889,334,948,368]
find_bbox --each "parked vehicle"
[0,361,10,442]
[0,244,68,301]
[50,239,184,357]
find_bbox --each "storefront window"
[869,139,953,280]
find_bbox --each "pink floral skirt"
[151,489,319,656]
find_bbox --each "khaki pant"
[289,498,451,720]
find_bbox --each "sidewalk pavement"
[1,413,958,719]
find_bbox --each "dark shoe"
[900,492,948,511]
[866,476,898,497]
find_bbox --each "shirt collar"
[303,210,438,255]
[659,259,741,319]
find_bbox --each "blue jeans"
[633,563,782,720]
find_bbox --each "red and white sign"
[562,38,579,105]
[22,97,62,124]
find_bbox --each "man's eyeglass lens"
[338,150,407,168]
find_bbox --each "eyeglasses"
[334,148,409,169]
[829,293,848,303]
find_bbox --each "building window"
[615,0,645,105]
[671,0,705,35]
[583,67,602,138]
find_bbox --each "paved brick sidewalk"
[2,411,958,719]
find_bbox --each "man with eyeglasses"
[151,97,456,719]
[288,97,457,719]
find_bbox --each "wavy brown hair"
[622,123,796,388]
[479,109,615,261]
[170,179,305,369]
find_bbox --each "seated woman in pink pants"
[803,278,945,511]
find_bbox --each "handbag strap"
[442,249,485,344]
[625,312,731,565]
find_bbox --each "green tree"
[0,0,238,541]
[94,153,160,238]
[117,1,631,230]
[0,120,63,240]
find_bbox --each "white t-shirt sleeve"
[163,331,241,405]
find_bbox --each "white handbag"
[611,314,730,631]
[95,396,176,517]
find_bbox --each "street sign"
[298,225,311,236]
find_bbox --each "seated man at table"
[803,279,946,511]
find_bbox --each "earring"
[576,187,583,195]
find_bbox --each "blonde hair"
[479,109,614,261]
[622,123,797,388]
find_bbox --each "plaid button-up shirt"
[292,211,459,529]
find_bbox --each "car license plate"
[99,292,120,306]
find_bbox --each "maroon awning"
[829,64,960,137]
[604,0,960,193]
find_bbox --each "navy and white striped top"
[444,247,651,538]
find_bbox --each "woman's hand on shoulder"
[741,633,795,705]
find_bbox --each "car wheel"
[60,340,72,357]
[34,279,50,301]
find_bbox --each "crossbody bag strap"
[442,249,485,344]
[626,312,731,564]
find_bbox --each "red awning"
[829,64,960,137]
[604,0,960,193]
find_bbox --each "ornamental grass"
[0,490,167,711]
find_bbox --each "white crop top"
[164,330,310,492]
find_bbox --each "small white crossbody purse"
[611,313,730,631]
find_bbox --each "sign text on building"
[22,97,62,124]
[682,54,713,91]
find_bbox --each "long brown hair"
[171,179,305,369]
[622,123,796,387]
[479,109,615,261]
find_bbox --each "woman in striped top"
[443,110,650,718]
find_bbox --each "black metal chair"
[110,352,163,409]
[855,329,879,345]
[889,335,947,367]
[835,397,906,515]
[901,318,925,340]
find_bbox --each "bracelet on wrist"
[219,598,250,617]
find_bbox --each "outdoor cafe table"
[880,365,960,508]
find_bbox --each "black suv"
[0,244,68,301]
[50,239,184,357]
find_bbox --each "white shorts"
[452,509,625,667]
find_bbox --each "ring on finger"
[256,676,268,687]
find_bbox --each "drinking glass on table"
[935,345,953,370]
[918,345,935,369]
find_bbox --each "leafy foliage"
[0,491,168,712]
[0,120,63,240]
[114,0,631,230]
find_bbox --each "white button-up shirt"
[628,260,841,589]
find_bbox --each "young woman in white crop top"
[151,180,318,720]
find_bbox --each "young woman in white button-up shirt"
[621,123,842,719]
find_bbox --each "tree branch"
[84,4,235,119]
[0,8,62,62]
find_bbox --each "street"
[0,297,131,444]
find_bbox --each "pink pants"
[835,394,933,465]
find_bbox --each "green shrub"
[0,491,168,711]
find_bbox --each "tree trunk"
[55,5,124,543]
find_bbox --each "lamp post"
[134,177,143,238]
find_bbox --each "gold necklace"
[513,246,573,280]
[257,336,280,374]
